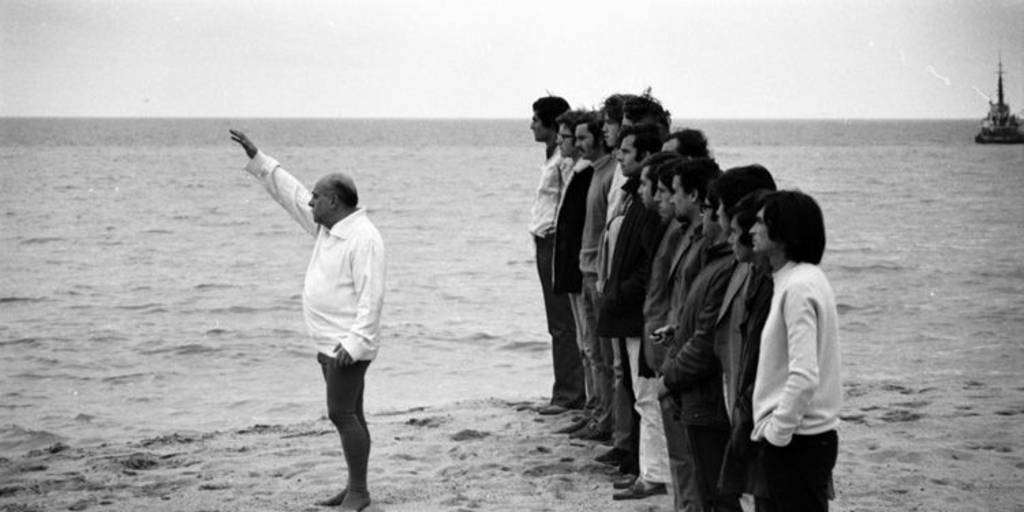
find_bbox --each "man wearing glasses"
[658,158,742,511]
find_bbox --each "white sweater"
[751,261,841,446]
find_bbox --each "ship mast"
[997,56,1005,108]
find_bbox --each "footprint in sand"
[406,416,448,428]
[450,429,489,441]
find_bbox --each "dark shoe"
[316,488,347,507]
[569,424,597,439]
[612,474,637,490]
[554,417,590,435]
[594,447,628,464]
[538,404,568,415]
[577,428,611,442]
[612,481,667,500]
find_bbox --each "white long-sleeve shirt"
[528,148,567,238]
[245,151,386,361]
[751,261,841,447]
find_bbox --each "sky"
[2,0,1022,119]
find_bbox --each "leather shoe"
[612,481,667,500]
[594,447,627,464]
[576,428,611,442]
[612,474,637,490]
[538,404,568,415]
[554,417,590,435]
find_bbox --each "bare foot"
[316,488,347,507]
[340,490,371,511]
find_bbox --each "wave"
[0,337,42,348]
[834,262,907,274]
[141,343,220,356]
[193,283,239,290]
[0,424,66,456]
[0,296,45,305]
[19,237,64,245]
[101,373,152,384]
[116,302,168,312]
[495,340,548,353]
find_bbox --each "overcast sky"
[2,0,1022,119]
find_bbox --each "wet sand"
[1,377,1022,511]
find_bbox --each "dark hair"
[623,89,670,129]
[639,151,683,197]
[761,190,827,264]
[618,124,662,157]
[600,93,637,124]
[639,151,683,173]
[533,96,570,129]
[555,109,584,133]
[710,164,777,215]
[573,110,607,151]
[664,128,710,159]
[730,189,773,247]
[672,157,722,202]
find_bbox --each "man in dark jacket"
[659,161,742,512]
[651,157,721,512]
[598,124,665,500]
[552,109,596,426]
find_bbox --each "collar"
[622,175,641,194]
[327,208,367,239]
[591,153,615,170]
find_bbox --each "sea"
[1,118,1022,457]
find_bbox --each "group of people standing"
[527,92,842,512]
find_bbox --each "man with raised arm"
[230,130,385,512]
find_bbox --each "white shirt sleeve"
[341,233,387,360]
[245,151,318,237]
[763,282,822,446]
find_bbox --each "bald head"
[320,173,359,209]
[309,173,359,228]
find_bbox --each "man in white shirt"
[529,96,586,415]
[231,130,385,511]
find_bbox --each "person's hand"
[655,376,670,399]
[652,325,674,345]
[229,129,258,159]
[334,347,355,369]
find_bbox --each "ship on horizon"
[975,58,1024,144]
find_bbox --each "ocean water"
[1,118,1022,456]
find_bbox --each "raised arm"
[230,130,318,237]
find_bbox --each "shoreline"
[2,378,1022,511]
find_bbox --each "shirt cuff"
[764,420,793,447]
[244,151,277,178]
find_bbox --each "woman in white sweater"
[749,190,840,512]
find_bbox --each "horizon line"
[0,115,983,122]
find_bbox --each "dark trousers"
[759,430,838,512]
[534,235,585,409]
[687,425,741,512]
[318,354,372,493]
[612,337,639,474]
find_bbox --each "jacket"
[597,177,662,338]
[659,239,735,429]
[552,163,594,294]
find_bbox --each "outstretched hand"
[229,129,258,159]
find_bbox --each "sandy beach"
[2,376,1022,512]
